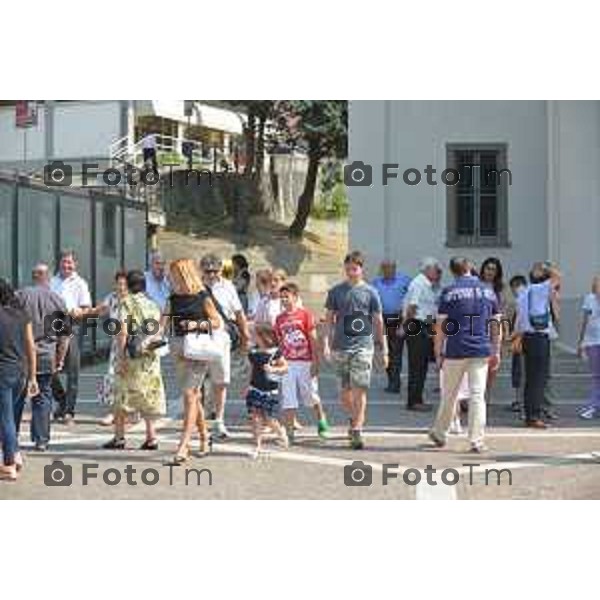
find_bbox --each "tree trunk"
[255,115,266,179]
[244,112,256,176]
[288,150,320,238]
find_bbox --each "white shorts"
[281,361,320,410]
[207,334,231,386]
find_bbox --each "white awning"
[135,101,246,135]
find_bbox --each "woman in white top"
[577,276,600,419]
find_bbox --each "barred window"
[446,144,510,247]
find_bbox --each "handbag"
[183,331,224,362]
[97,373,115,405]
[207,287,242,351]
[528,286,550,331]
[124,294,167,359]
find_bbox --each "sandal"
[14,452,24,472]
[140,439,159,451]
[102,437,126,450]
[167,447,191,466]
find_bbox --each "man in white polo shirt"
[50,249,92,423]
[200,254,250,439]
[403,257,442,411]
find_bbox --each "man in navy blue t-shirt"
[429,257,502,452]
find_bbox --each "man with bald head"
[371,259,411,393]
[15,263,69,450]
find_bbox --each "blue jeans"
[15,373,54,446]
[0,374,24,465]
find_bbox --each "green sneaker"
[350,429,364,450]
[317,418,330,439]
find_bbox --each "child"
[245,323,288,457]
[254,268,302,326]
[577,275,600,419]
[509,275,527,416]
[274,282,330,443]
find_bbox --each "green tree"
[278,101,348,238]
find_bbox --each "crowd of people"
[1,245,599,481]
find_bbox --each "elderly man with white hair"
[371,258,412,393]
[403,257,442,411]
[144,251,171,313]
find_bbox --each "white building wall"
[349,101,548,281]
[53,101,122,159]
[548,100,600,348]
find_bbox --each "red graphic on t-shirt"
[274,308,315,361]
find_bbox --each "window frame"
[445,143,510,248]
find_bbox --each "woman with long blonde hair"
[161,259,222,463]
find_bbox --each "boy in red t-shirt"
[274,283,330,442]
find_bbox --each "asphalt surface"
[3,348,600,500]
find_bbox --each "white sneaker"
[470,442,487,454]
[449,417,463,435]
[580,407,596,420]
[213,420,230,439]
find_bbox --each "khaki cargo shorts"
[333,348,374,389]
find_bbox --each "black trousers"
[52,333,80,417]
[522,333,550,421]
[511,352,523,390]
[406,324,433,407]
[143,147,158,171]
[383,313,405,389]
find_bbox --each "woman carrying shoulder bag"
[162,259,222,464]
[103,270,166,450]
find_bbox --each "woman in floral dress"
[103,270,166,450]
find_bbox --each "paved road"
[3,348,600,499]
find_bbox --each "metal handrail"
[109,133,217,170]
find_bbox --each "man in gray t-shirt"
[324,251,387,450]
[326,280,383,352]
[14,263,69,450]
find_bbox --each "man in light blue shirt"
[144,252,171,313]
[514,272,555,428]
[371,259,412,393]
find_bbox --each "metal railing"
[109,134,216,170]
